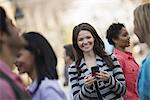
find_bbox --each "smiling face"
[15,48,35,74]
[113,27,130,49]
[77,30,94,53]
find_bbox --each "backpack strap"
[0,71,31,100]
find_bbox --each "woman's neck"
[115,46,125,52]
[0,56,12,68]
[83,51,96,68]
[83,50,95,58]
[0,46,14,69]
[28,68,37,81]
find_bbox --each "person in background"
[133,3,150,100]
[106,23,139,100]
[15,32,67,100]
[63,44,75,86]
[103,38,113,53]
[0,7,30,100]
[68,23,126,100]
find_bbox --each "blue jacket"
[137,52,150,100]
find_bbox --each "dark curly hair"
[106,23,125,46]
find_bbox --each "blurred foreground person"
[68,23,126,100]
[106,23,139,100]
[134,3,150,100]
[15,32,67,100]
[0,7,30,100]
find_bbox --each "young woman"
[0,7,30,100]
[15,32,67,100]
[106,23,139,100]
[134,3,150,100]
[68,23,126,100]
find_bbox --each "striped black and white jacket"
[68,54,126,100]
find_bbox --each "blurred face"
[77,30,94,53]
[63,49,70,65]
[15,48,35,74]
[114,27,130,49]
[133,19,144,43]
[5,18,25,55]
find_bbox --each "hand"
[84,74,96,89]
[96,70,110,81]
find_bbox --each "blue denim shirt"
[137,52,150,100]
[27,77,67,100]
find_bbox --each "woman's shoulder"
[40,78,59,88]
[39,78,67,99]
[68,62,79,78]
[145,53,150,62]
[107,52,118,60]
[141,53,150,68]
[69,62,75,68]
[39,78,62,93]
[68,62,77,71]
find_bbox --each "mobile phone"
[91,66,99,76]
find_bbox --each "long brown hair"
[72,23,114,75]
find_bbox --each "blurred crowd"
[0,1,150,100]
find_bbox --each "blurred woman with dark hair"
[15,32,67,100]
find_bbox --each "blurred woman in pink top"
[0,6,30,100]
[106,23,139,100]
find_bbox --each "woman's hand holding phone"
[84,74,96,89]
[91,66,110,81]
[96,70,110,81]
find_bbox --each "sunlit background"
[1,0,149,99]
